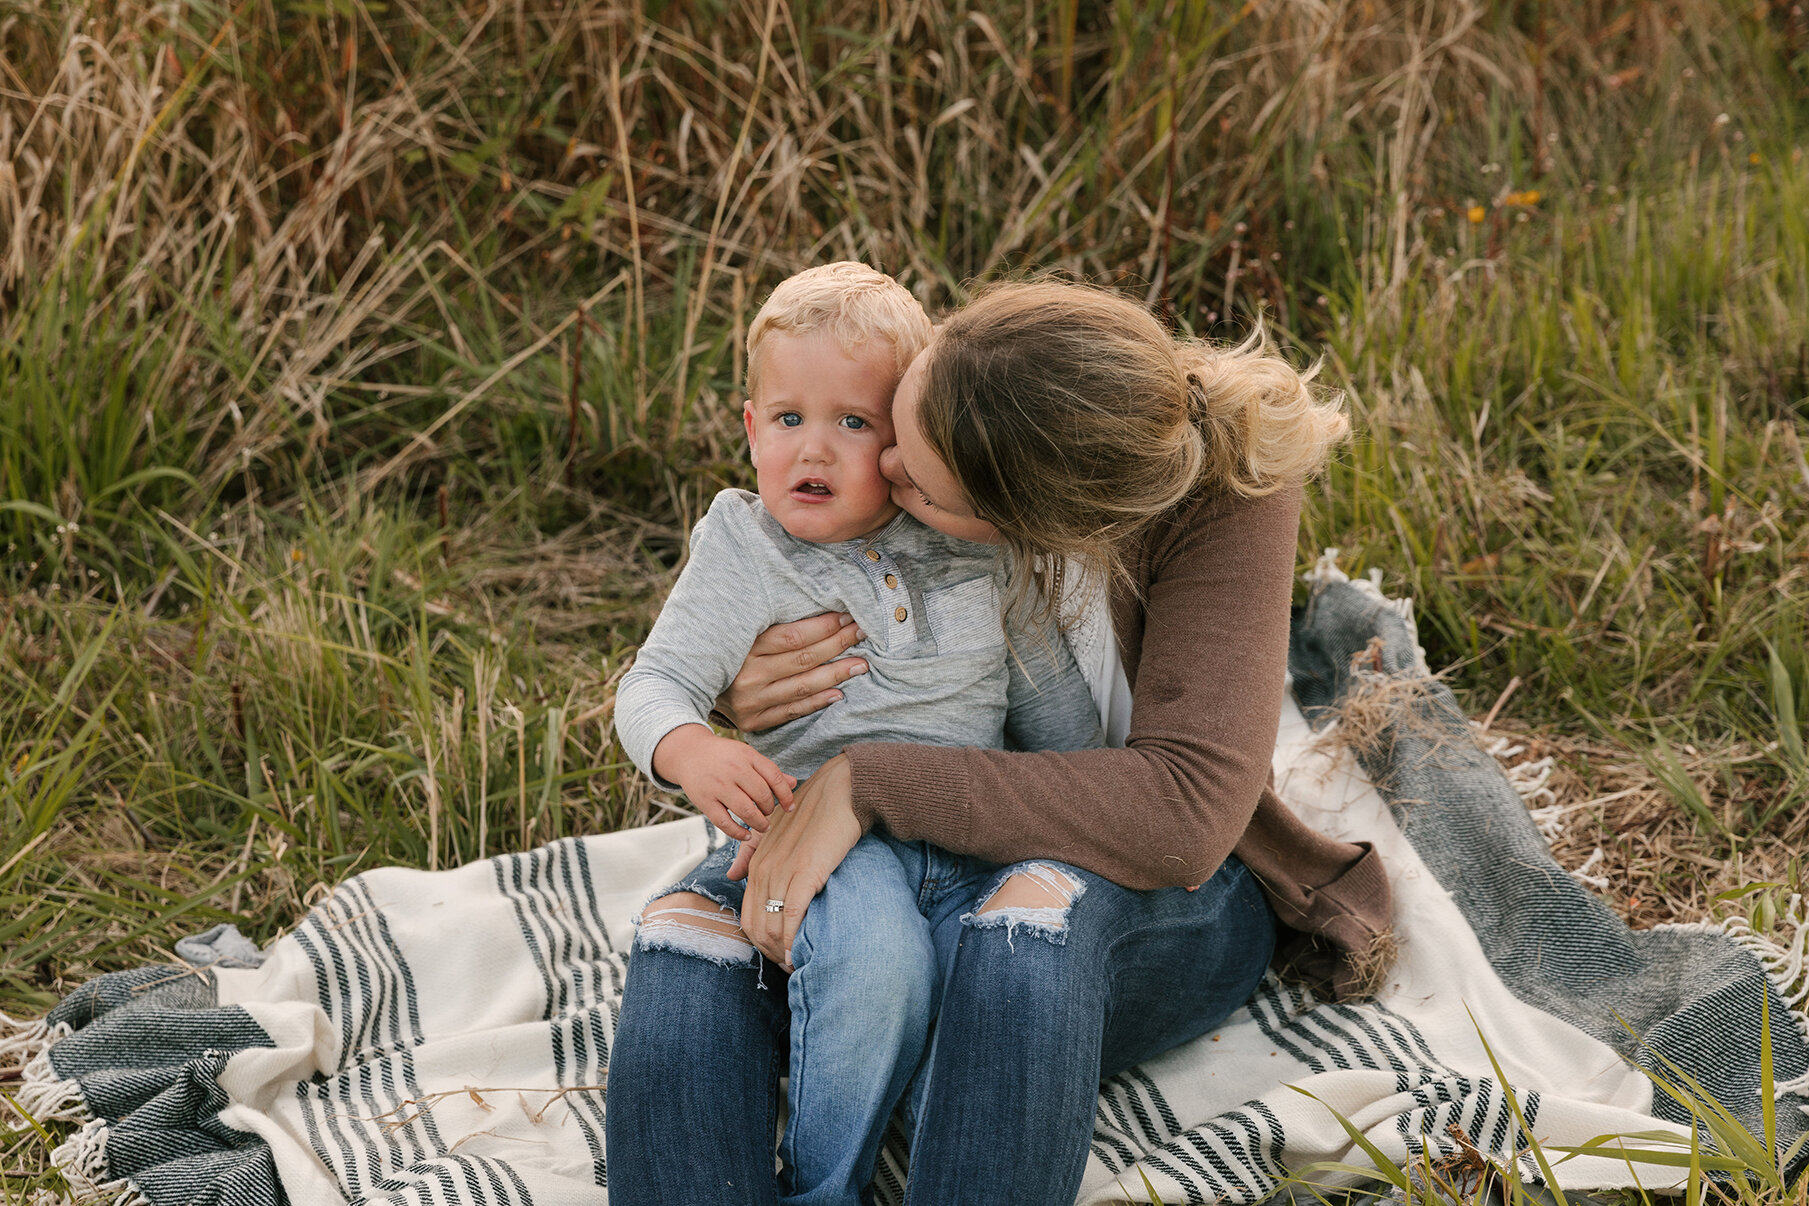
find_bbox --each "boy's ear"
[742,400,757,457]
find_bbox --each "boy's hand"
[652,724,796,841]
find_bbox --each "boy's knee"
[791,911,935,1021]
[636,892,758,967]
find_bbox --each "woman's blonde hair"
[746,262,933,397]
[918,280,1349,612]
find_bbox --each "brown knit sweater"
[845,482,1394,999]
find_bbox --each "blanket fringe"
[1476,734,1624,893]
[14,1039,88,1124]
[2,1013,86,1127]
[1,1011,59,1065]
[3,1016,142,1206]
[2,1016,42,1073]
[1303,549,1428,674]
[46,1119,152,1206]
[1665,899,1809,1102]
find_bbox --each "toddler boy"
[614,262,1101,1205]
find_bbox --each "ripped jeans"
[605,835,1277,1206]
[631,832,1005,1206]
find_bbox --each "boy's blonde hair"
[746,262,933,397]
[918,280,1350,615]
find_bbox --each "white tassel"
[1480,731,1560,821]
[1303,549,1429,673]
[1302,547,1350,589]
[0,1013,61,1067]
[1676,897,1809,1101]
[14,1039,87,1124]
[1566,847,1612,891]
[46,1119,151,1206]
[1720,895,1808,1011]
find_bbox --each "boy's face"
[744,331,902,544]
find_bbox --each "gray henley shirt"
[614,489,1103,789]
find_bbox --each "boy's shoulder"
[690,488,813,569]
[698,487,760,528]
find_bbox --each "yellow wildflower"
[1467,205,1486,225]
[1503,189,1541,207]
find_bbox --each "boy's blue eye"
[778,412,802,427]
[840,415,867,430]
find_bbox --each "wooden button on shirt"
[885,574,898,589]
[865,549,881,561]
[895,606,908,623]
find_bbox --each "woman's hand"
[731,753,863,970]
[714,614,868,734]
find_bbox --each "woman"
[605,281,1393,1204]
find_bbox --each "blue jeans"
[605,840,1277,1206]
[631,832,1002,1206]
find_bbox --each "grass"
[1,0,1807,1199]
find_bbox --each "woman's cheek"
[890,484,1001,544]
[889,481,937,526]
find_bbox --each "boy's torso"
[715,490,1013,776]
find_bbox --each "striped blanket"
[5,575,1806,1205]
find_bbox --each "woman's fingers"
[781,616,867,676]
[756,683,857,733]
[721,614,868,732]
[739,754,862,965]
[724,835,756,881]
[747,611,859,658]
[743,851,785,960]
[777,869,818,972]
[723,618,864,730]
[744,652,868,731]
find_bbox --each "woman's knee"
[934,864,1111,1030]
[962,861,1092,949]
[635,891,759,968]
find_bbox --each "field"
[2,0,1807,1196]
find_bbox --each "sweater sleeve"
[613,497,774,788]
[845,484,1300,890]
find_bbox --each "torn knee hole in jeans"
[634,892,758,968]
[962,863,1086,949]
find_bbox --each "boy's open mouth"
[791,478,834,499]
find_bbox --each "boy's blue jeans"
[606,832,1278,1206]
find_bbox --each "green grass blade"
[1287,1086,1412,1194]
[1759,990,1776,1173]
[1468,1006,1571,1206]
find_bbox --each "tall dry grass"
[5,0,1796,532]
